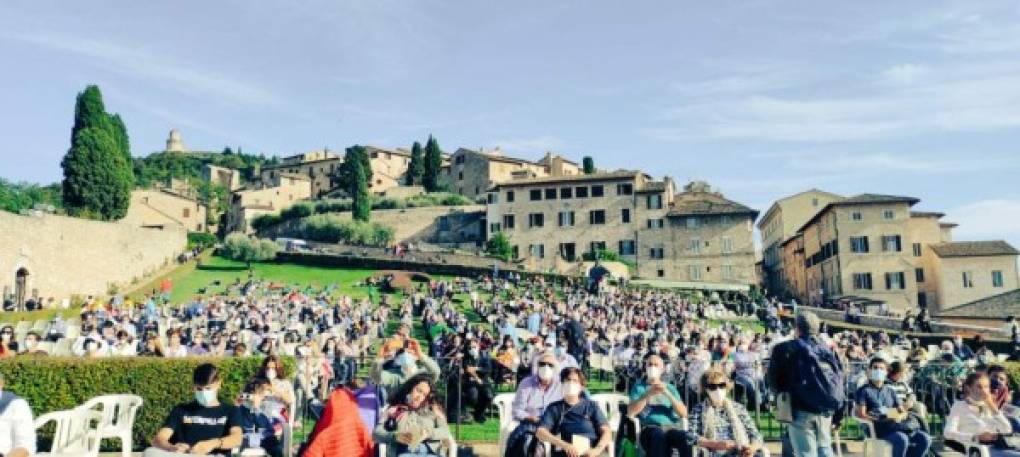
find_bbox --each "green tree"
[61,127,133,220]
[351,157,371,222]
[406,141,424,186]
[582,156,595,174]
[335,145,373,193]
[62,85,134,220]
[221,233,278,269]
[486,232,513,261]
[423,135,443,191]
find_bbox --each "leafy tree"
[582,156,595,174]
[222,146,234,155]
[62,85,134,220]
[334,145,373,193]
[221,233,278,269]
[406,141,424,185]
[0,179,63,213]
[486,232,513,261]
[423,135,443,191]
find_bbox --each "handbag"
[775,392,793,423]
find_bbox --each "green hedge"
[0,356,293,450]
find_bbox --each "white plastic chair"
[53,338,73,356]
[494,392,517,456]
[78,394,143,457]
[858,418,892,457]
[34,408,103,457]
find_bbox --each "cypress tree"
[61,85,134,220]
[583,156,595,174]
[351,158,370,222]
[423,135,443,192]
[406,141,424,186]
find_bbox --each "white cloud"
[881,63,927,85]
[9,31,278,106]
[947,198,1020,245]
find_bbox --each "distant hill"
[133,150,277,188]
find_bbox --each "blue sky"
[2,1,1020,247]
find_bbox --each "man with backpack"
[769,312,844,457]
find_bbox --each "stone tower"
[165,129,189,153]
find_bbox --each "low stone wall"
[0,211,187,304]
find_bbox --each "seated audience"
[687,369,764,457]
[627,353,690,457]
[536,367,612,457]
[374,373,452,457]
[145,363,243,457]
[855,357,931,457]
[945,371,1018,457]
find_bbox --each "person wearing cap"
[0,372,35,457]
[768,312,843,457]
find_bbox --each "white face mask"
[563,382,582,397]
[266,369,277,380]
[538,366,555,381]
[708,389,727,404]
[647,366,662,381]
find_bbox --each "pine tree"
[583,156,595,174]
[423,135,443,192]
[406,141,424,186]
[61,85,134,220]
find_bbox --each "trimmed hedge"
[0,356,293,450]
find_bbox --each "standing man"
[769,312,844,457]
[0,372,35,457]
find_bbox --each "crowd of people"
[1,270,1020,457]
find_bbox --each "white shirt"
[944,400,1012,444]
[0,396,36,456]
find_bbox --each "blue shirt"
[855,382,901,437]
[538,399,608,446]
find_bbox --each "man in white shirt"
[0,373,35,457]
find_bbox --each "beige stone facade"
[226,174,312,234]
[203,164,242,191]
[441,148,581,200]
[655,181,759,286]
[0,211,186,306]
[121,189,208,232]
[485,174,758,286]
[365,146,412,193]
[261,154,342,198]
[789,193,1020,314]
[757,189,843,298]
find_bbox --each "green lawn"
[160,256,389,304]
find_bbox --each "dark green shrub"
[0,356,293,450]
[250,213,283,232]
[187,232,217,249]
[280,202,314,221]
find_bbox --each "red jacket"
[302,388,374,457]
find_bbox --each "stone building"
[790,193,1019,314]
[121,189,208,232]
[484,173,758,287]
[654,181,759,286]
[936,288,1020,330]
[442,148,580,200]
[758,189,843,297]
[165,129,189,153]
[0,211,185,308]
[226,173,312,234]
[203,164,242,191]
[365,146,413,193]
[260,149,342,198]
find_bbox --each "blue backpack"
[792,338,844,413]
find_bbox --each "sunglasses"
[538,362,555,368]
[705,383,727,391]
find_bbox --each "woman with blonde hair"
[687,369,764,457]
